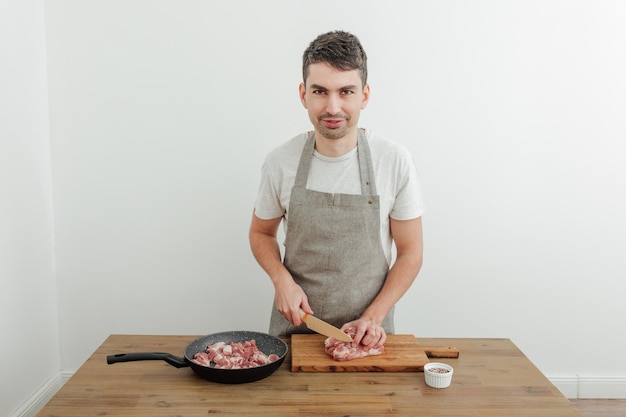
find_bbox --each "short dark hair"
[302,31,368,87]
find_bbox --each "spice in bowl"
[424,362,454,388]
[427,367,450,374]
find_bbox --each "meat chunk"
[192,339,279,369]
[324,327,384,361]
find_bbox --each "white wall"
[0,1,60,416]
[4,1,622,412]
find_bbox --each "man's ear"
[299,83,308,108]
[361,84,370,109]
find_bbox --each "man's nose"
[326,94,341,115]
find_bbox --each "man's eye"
[312,89,325,95]
[342,90,354,95]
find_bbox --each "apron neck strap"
[357,129,377,195]
[293,130,377,195]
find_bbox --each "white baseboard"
[549,375,626,399]
[12,371,72,417]
[550,376,580,398]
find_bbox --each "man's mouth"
[320,117,347,129]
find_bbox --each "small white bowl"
[424,362,454,389]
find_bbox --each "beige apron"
[269,130,393,336]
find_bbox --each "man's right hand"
[273,278,313,326]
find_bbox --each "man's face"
[299,62,370,141]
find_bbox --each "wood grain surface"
[35,335,583,417]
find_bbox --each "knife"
[299,309,353,342]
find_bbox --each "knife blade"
[299,309,353,342]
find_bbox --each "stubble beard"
[318,125,349,140]
[315,114,352,140]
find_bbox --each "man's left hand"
[341,318,386,350]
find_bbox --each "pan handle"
[106,352,189,368]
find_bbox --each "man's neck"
[314,130,359,157]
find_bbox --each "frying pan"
[107,330,288,384]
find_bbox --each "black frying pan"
[107,330,288,384]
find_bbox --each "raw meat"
[192,339,279,369]
[324,327,384,361]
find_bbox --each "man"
[249,31,424,350]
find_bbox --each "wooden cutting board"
[291,334,459,372]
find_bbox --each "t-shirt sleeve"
[389,151,426,221]
[253,158,286,220]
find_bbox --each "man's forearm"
[249,231,292,288]
[362,251,422,325]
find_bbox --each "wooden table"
[36,335,582,417]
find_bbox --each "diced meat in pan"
[192,339,279,369]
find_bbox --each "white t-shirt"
[254,130,425,263]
